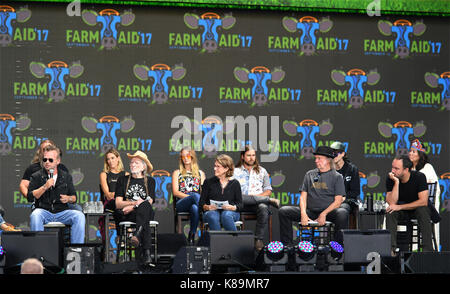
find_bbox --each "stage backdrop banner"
[0,2,449,247]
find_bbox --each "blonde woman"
[172,147,205,244]
[100,148,128,212]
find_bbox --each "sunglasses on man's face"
[42,158,54,163]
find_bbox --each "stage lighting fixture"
[0,246,4,274]
[296,241,317,272]
[327,241,344,271]
[264,241,288,272]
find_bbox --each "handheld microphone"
[49,168,55,189]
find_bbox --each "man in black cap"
[278,146,347,245]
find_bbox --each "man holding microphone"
[28,145,85,244]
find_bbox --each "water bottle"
[367,195,373,212]
[95,201,104,213]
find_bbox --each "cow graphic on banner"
[133,63,186,104]
[282,119,333,160]
[281,16,333,56]
[81,8,136,50]
[0,5,32,46]
[151,170,172,211]
[29,60,84,102]
[0,114,31,155]
[424,71,450,111]
[330,69,381,109]
[79,115,136,155]
[378,19,426,59]
[233,66,285,107]
[184,12,236,53]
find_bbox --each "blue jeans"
[203,210,240,231]
[30,208,85,244]
[176,192,200,234]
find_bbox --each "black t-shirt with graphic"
[115,175,156,202]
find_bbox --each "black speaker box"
[358,212,383,230]
[157,233,187,258]
[401,251,450,273]
[64,244,102,274]
[342,229,391,264]
[1,231,62,270]
[171,246,211,273]
[198,230,254,266]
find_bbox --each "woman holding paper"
[199,154,243,231]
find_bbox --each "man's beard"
[245,160,255,167]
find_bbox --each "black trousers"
[385,206,433,251]
[113,201,155,249]
[242,195,272,240]
[279,205,349,245]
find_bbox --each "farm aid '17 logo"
[169,12,252,53]
[118,62,204,105]
[66,115,152,156]
[268,16,349,56]
[320,68,397,109]
[364,120,442,158]
[219,66,303,107]
[364,19,441,58]
[410,71,450,111]
[66,8,151,50]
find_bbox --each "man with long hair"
[234,145,279,251]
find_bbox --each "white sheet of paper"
[210,200,229,209]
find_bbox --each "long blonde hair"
[103,148,125,173]
[179,147,200,179]
[32,139,56,163]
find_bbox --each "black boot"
[188,232,196,246]
[143,249,155,267]
[131,226,143,247]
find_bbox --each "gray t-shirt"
[300,168,346,212]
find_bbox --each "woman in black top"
[114,151,156,266]
[100,148,128,211]
[199,154,242,231]
[99,148,128,243]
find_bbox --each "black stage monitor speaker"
[171,246,211,274]
[198,230,254,266]
[157,233,187,258]
[401,252,450,274]
[342,229,391,264]
[1,231,62,269]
